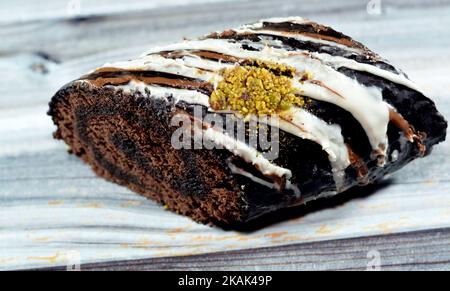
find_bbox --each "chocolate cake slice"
[48,17,447,225]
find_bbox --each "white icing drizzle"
[247,16,309,25]
[227,161,281,190]
[203,125,290,177]
[93,17,423,193]
[201,123,300,197]
[245,108,349,190]
[209,31,414,90]
[203,127,301,197]
[139,39,391,154]
[235,27,362,54]
[276,107,350,190]
[176,54,234,72]
[310,52,423,93]
[228,30,415,92]
[137,37,418,94]
[120,80,211,107]
[103,54,217,82]
[391,149,399,162]
[293,74,389,153]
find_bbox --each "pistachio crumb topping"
[300,71,314,82]
[210,60,306,115]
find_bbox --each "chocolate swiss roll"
[48,17,447,225]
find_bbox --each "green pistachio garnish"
[210,60,305,115]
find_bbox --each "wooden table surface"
[1,0,449,271]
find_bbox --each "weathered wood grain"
[0,0,449,270]
[0,0,243,24]
[44,227,450,271]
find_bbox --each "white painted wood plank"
[1,0,448,25]
[0,0,449,270]
[0,0,242,24]
[76,228,450,271]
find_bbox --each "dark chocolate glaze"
[337,67,448,151]
[210,31,400,74]
[260,21,365,50]
[82,69,214,95]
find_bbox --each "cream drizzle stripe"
[228,35,404,78]
[248,109,350,191]
[117,80,349,192]
[139,39,391,154]
[119,81,211,107]
[234,28,363,54]
[102,54,218,82]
